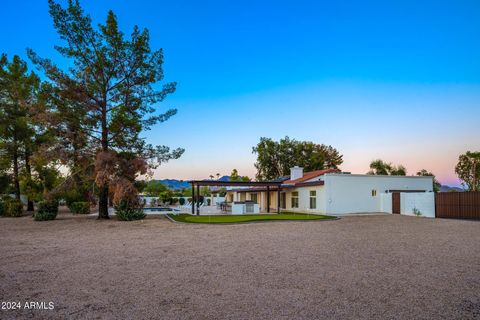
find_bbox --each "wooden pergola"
[189,180,283,215]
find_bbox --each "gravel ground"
[0,212,479,319]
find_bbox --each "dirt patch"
[0,213,479,319]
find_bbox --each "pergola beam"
[189,180,283,187]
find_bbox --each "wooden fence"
[435,191,480,219]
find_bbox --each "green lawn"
[167,212,336,224]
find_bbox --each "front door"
[392,193,400,214]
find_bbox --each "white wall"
[226,175,434,216]
[282,186,326,213]
[400,192,435,218]
[380,193,392,213]
[323,174,433,214]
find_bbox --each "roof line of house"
[324,173,433,179]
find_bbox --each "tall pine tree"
[0,54,40,209]
[28,0,183,218]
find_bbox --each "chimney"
[290,166,304,180]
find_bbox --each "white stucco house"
[225,167,435,217]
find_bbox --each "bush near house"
[179,197,185,205]
[114,200,146,221]
[69,202,90,215]
[413,208,422,216]
[3,199,23,217]
[34,200,58,221]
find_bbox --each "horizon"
[2,0,479,187]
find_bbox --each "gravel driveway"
[0,213,479,319]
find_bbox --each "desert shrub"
[179,197,185,205]
[34,200,58,221]
[4,199,23,217]
[114,200,145,221]
[69,202,90,214]
[413,207,422,216]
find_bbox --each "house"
[225,166,435,216]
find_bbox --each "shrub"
[206,198,211,206]
[69,202,90,214]
[413,207,422,216]
[114,200,146,221]
[64,191,84,209]
[4,199,23,217]
[179,197,185,205]
[34,200,58,221]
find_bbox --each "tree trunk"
[98,184,109,219]
[25,150,34,211]
[12,136,21,201]
[97,101,110,219]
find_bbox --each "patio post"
[277,187,281,214]
[191,182,195,215]
[196,184,200,215]
[267,186,270,213]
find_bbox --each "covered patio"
[189,180,282,215]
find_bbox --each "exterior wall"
[323,174,433,214]
[380,193,392,213]
[282,186,326,214]
[225,174,433,215]
[227,191,279,212]
[400,192,435,218]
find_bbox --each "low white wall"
[380,193,392,213]
[400,192,435,218]
[323,174,433,214]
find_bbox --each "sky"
[1,0,479,186]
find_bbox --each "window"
[291,192,299,208]
[371,189,377,197]
[250,193,258,203]
[309,190,316,209]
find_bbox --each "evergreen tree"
[28,0,184,218]
[0,54,40,208]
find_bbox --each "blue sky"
[2,0,479,186]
